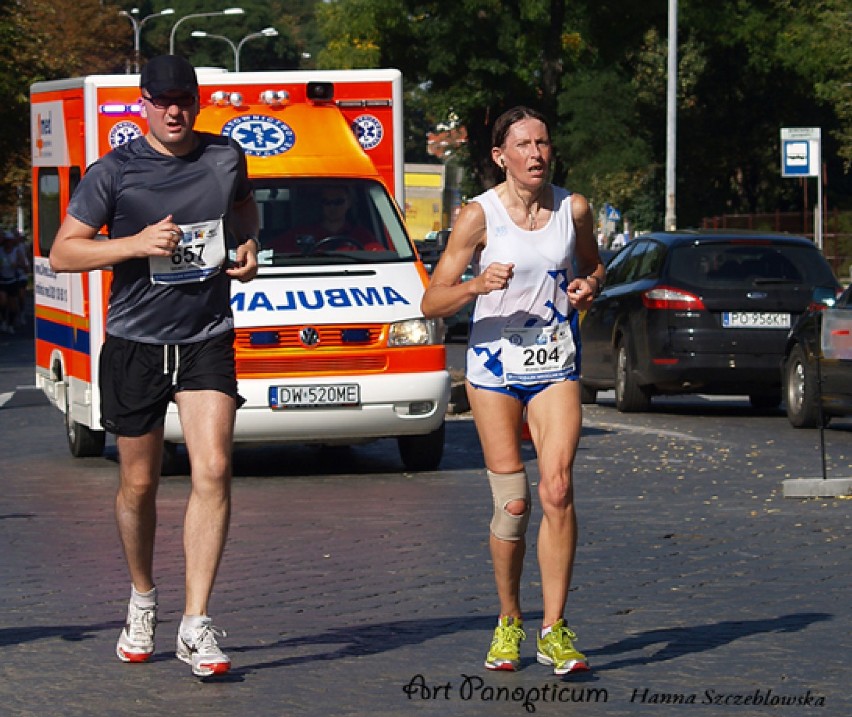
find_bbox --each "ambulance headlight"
[388,318,443,346]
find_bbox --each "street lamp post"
[119,7,176,73]
[236,27,278,72]
[192,27,278,72]
[192,31,237,71]
[169,8,245,56]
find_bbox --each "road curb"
[782,477,852,498]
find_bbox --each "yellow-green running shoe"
[536,619,589,675]
[484,616,526,671]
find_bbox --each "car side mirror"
[811,286,838,308]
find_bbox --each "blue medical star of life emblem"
[222,115,295,157]
[351,114,383,150]
[109,121,143,149]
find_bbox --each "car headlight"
[388,317,444,346]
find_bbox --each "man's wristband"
[586,274,603,297]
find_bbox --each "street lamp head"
[161,9,176,16]
[191,31,209,38]
[169,8,246,55]
[260,27,278,37]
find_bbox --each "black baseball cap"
[140,55,199,97]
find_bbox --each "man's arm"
[225,192,260,283]
[50,213,185,274]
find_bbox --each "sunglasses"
[142,94,197,109]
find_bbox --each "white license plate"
[269,384,360,409]
[722,312,791,329]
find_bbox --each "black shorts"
[100,330,241,437]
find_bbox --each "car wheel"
[784,344,822,428]
[397,422,445,472]
[614,339,651,412]
[64,383,106,458]
[580,382,597,405]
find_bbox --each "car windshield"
[248,178,416,266]
[668,242,837,289]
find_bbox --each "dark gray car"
[580,230,840,412]
[782,283,852,427]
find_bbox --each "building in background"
[403,163,463,242]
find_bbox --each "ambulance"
[30,68,450,472]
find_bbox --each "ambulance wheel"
[397,422,445,472]
[580,381,597,405]
[65,396,106,458]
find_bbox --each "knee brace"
[487,469,532,541]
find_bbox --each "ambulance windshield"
[250,178,416,266]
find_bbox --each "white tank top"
[466,185,578,387]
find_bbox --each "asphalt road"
[1,318,850,717]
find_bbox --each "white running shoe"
[116,600,157,663]
[176,618,231,677]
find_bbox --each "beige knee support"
[487,469,531,541]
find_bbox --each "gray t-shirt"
[67,133,251,344]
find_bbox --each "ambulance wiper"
[304,252,363,263]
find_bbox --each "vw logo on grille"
[300,327,320,346]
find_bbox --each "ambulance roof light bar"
[209,90,244,107]
[260,89,290,106]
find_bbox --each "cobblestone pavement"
[1,322,850,717]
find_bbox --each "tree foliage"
[1,0,850,231]
[314,0,851,229]
[0,0,129,217]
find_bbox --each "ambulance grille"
[234,324,388,376]
[234,324,384,349]
[236,355,387,375]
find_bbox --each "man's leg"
[114,429,163,662]
[174,389,237,616]
[173,389,236,676]
[115,429,164,592]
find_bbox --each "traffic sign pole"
[781,127,822,250]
